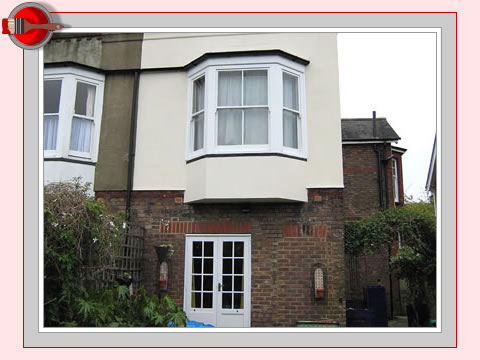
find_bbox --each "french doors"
[184,235,251,327]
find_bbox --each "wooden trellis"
[86,223,145,290]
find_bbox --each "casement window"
[43,79,62,151]
[43,67,104,161]
[186,55,307,161]
[392,158,400,203]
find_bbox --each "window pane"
[244,70,267,105]
[192,292,201,308]
[234,242,244,257]
[44,115,58,150]
[234,276,243,291]
[244,108,268,144]
[204,241,214,257]
[234,259,244,274]
[192,76,205,113]
[218,71,242,106]
[44,80,62,113]
[223,276,232,291]
[203,293,213,308]
[222,293,232,309]
[203,259,213,274]
[74,82,96,117]
[192,275,202,291]
[283,73,298,111]
[70,117,92,152]
[283,110,298,149]
[193,242,202,257]
[223,242,233,257]
[193,113,204,151]
[234,293,244,309]
[203,275,213,291]
[193,258,202,274]
[218,109,242,145]
[223,259,232,274]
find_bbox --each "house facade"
[44,33,406,327]
[342,117,406,316]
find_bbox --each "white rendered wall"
[134,33,344,200]
[44,161,96,193]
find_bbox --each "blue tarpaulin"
[168,320,215,327]
[186,320,215,327]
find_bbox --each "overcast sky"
[337,33,437,201]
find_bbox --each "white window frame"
[185,55,307,161]
[392,157,400,203]
[43,67,105,162]
[43,78,63,157]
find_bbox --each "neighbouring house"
[43,32,406,327]
[342,115,407,317]
[43,33,143,192]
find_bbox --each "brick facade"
[97,188,346,327]
[342,143,404,316]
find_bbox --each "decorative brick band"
[160,221,251,234]
[281,224,328,238]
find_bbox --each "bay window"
[186,54,307,161]
[43,67,104,161]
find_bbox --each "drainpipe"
[382,142,389,209]
[372,111,384,209]
[126,70,140,221]
[372,112,395,318]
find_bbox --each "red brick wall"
[97,189,346,327]
[342,143,404,316]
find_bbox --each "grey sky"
[337,32,437,200]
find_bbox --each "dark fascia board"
[44,49,309,74]
[342,138,400,142]
[44,61,106,74]
[183,49,310,70]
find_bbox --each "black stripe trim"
[44,50,310,74]
[44,157,96,166]
[186,152,307,164]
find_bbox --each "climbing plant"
[345,200,436,325]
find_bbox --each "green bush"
[69,286,187,327]
[44,179,186,327]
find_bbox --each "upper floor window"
[43,67,104,161]
[392,158,400,203]
[186,54,307,161]
[217,69,268,146]
[44,79,62,151]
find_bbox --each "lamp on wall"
[314,267,325,299]
[154,246,171,292]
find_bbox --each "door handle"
[218,283,222,292]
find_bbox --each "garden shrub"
[44,179,186,327]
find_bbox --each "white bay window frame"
[185,55,307,161]
[43,67,104,162]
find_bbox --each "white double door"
[184,235,251,327]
